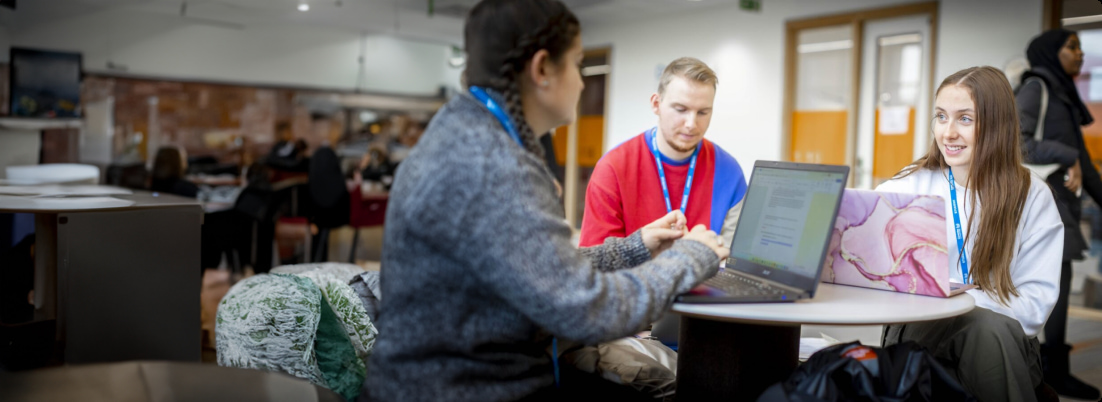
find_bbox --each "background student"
[1016,29,1102,401]
[579,57,747,248]
[149,146,199,198]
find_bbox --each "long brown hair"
[896,66,1031,305]
[463,0,580,157]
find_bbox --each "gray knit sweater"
[360,92,720,402]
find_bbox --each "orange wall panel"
[872,108,915,183]
[553,124,567,165]
[1083,103,1102,170]
[790,110,848,165]
[553,115,605,168]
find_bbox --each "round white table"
[671,283,975,401]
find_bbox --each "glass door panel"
[791,25,854,166]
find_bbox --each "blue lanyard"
[648,127,700,214]
[947,169,970,284]
[552,338,560,388]
[472,87,561,387]
[468,86,524,147]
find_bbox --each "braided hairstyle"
[464,0,581,157]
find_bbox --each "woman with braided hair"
[359,0,728,401]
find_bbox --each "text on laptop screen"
[730,167,846,279]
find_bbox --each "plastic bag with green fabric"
[216,273,365,401]
[294,268,378,362]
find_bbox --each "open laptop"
[820,188,975,297]
[676,161,849,303]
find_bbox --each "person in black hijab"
[1017,28,1100,401]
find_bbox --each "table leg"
[349,228,360,263]
[32,214,57,323]
[676,316,799,401]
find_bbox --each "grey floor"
[1059,250,1102,402]
[1064,314,1102,402]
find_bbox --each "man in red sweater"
[581,57,747,248]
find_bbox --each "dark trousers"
[1041,260,1073,377]
[884,308,1042,402]
[520,364,653,402]
[1043,261,1072,350]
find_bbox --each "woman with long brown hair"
[878,66,1063,401]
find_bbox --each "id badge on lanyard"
[947,168,970,284]
[648,127,700,215]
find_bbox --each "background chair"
[231,185,282,274]
[273,178,312,265]
[347,184,387,263]
[104,162,149,190]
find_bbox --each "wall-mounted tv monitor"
[10,47,83,118]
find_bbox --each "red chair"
[347,184,388,263]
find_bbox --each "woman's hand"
[682,225,730,261]
[1066,159,1082,193]
[641,211,688,257]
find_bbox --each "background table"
[672,282,975,400]
[1,189,202,364]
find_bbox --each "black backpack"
[758,341,975,402]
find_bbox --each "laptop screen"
[728,163,847,290]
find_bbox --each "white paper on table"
[877,106,911,135]
[0,195,135,210]
[0,185,133,197]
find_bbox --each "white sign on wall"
[877,106,910,135]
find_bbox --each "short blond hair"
[657,57,718,95]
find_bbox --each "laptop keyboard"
[705,271,789,298]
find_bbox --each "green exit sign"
[740,0,761,12]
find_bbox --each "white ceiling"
[0,0,734,46]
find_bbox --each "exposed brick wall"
[83,75,346,168]
[40,128,80,163]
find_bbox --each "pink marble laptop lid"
[820,189,952,297]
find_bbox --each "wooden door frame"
[584,46,612,157]
[782,2,939,184]
[1043,0,1063,31]
[563,46,612,228]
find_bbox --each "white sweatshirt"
[876,168,1063,337]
